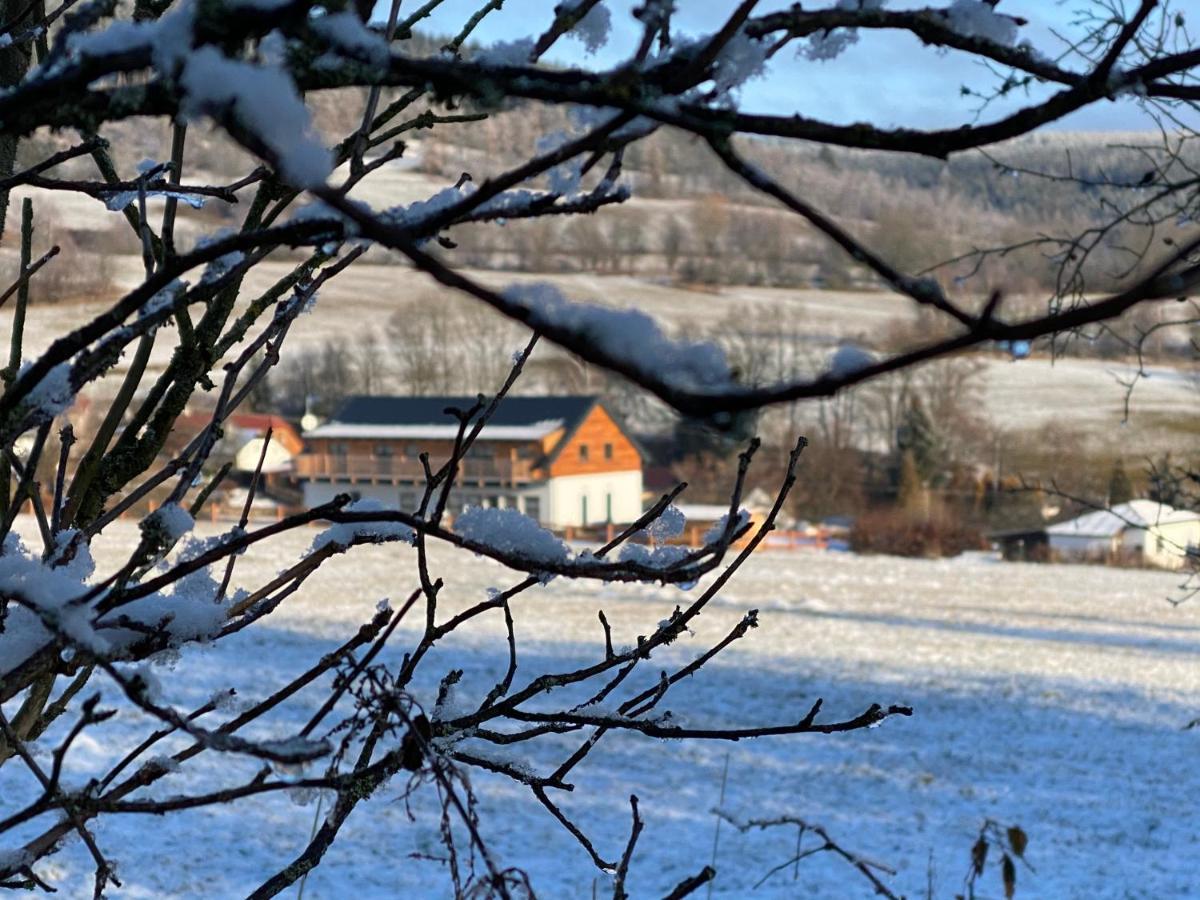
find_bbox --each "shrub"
[850,507,984,558]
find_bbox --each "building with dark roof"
[295,395,644,527]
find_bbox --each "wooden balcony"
[294,453,539,485]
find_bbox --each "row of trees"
[414,96,1196,295]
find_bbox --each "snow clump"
[310,498,416,554]
[0,534,110,670]
[454,506,570,565]
[310,12,390,66]
[21,362,74,418]
[646,505,687,541]
[704,509,750,544]
[712,32,769,94]
[178,47,331,187]
[618,542,690,570]
[503,282,732,392]
[802,0,886,61]
[826,342,876,378]
[143,503,195,544]
[476,38,535,66]
[565,0,611,54]
[944,0,1019,45]
[536,132,584,195]
[67,1,331,187]
[140,280,187,317]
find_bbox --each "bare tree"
[0,0,1198,896]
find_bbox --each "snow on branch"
[943,0,1019,46]
[309,498,417,553]
[503,282,733,392]
[177,47,332,188]
[453,506,569,567]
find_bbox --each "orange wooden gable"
[547,404,641,478]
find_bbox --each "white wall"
[546,470,643,528]
[1048,533,1115,560]
[1050,522,1200,569]
[1144,520,1200,569]
[302,480,552,522]
[302,473,643,529]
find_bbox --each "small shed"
[1046,500,1200,569]
[990,526,1050,562]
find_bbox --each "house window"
[603,443,613,460]
[581,495,589,524]
[605,493,613,523]
[375,444,393,474]
[579,445,589,462]
[524,497,541,521]
[329,443,348,474]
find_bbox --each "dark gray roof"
[331,395,599,429]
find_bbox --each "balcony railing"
[294,453,538,485]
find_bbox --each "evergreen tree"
[1147,454,1186,507]
[1107,459,1134,505]
[897,448,925,513]
[897,399,945,485]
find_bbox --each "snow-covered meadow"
[3,517,1198,898]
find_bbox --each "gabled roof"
[1046,500,1200,538]
[305,395,600,442]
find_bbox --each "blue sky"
[409,0,1187,132]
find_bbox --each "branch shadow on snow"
[8,609,1199,898]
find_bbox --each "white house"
[1046,499,1200,569]
[295,395,644,528]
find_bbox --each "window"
[605,493,613,523]
[375,444,394,474]
[578,445,589,462]
[581,495,589,524]
[329,443,348,474]
[524,497,541,521]
[603,443,613,460]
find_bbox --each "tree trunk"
[0,0,35,238]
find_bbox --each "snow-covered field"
[979,355,1197,444]
[4,518,1198,898]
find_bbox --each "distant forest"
[16,25,1195,302]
